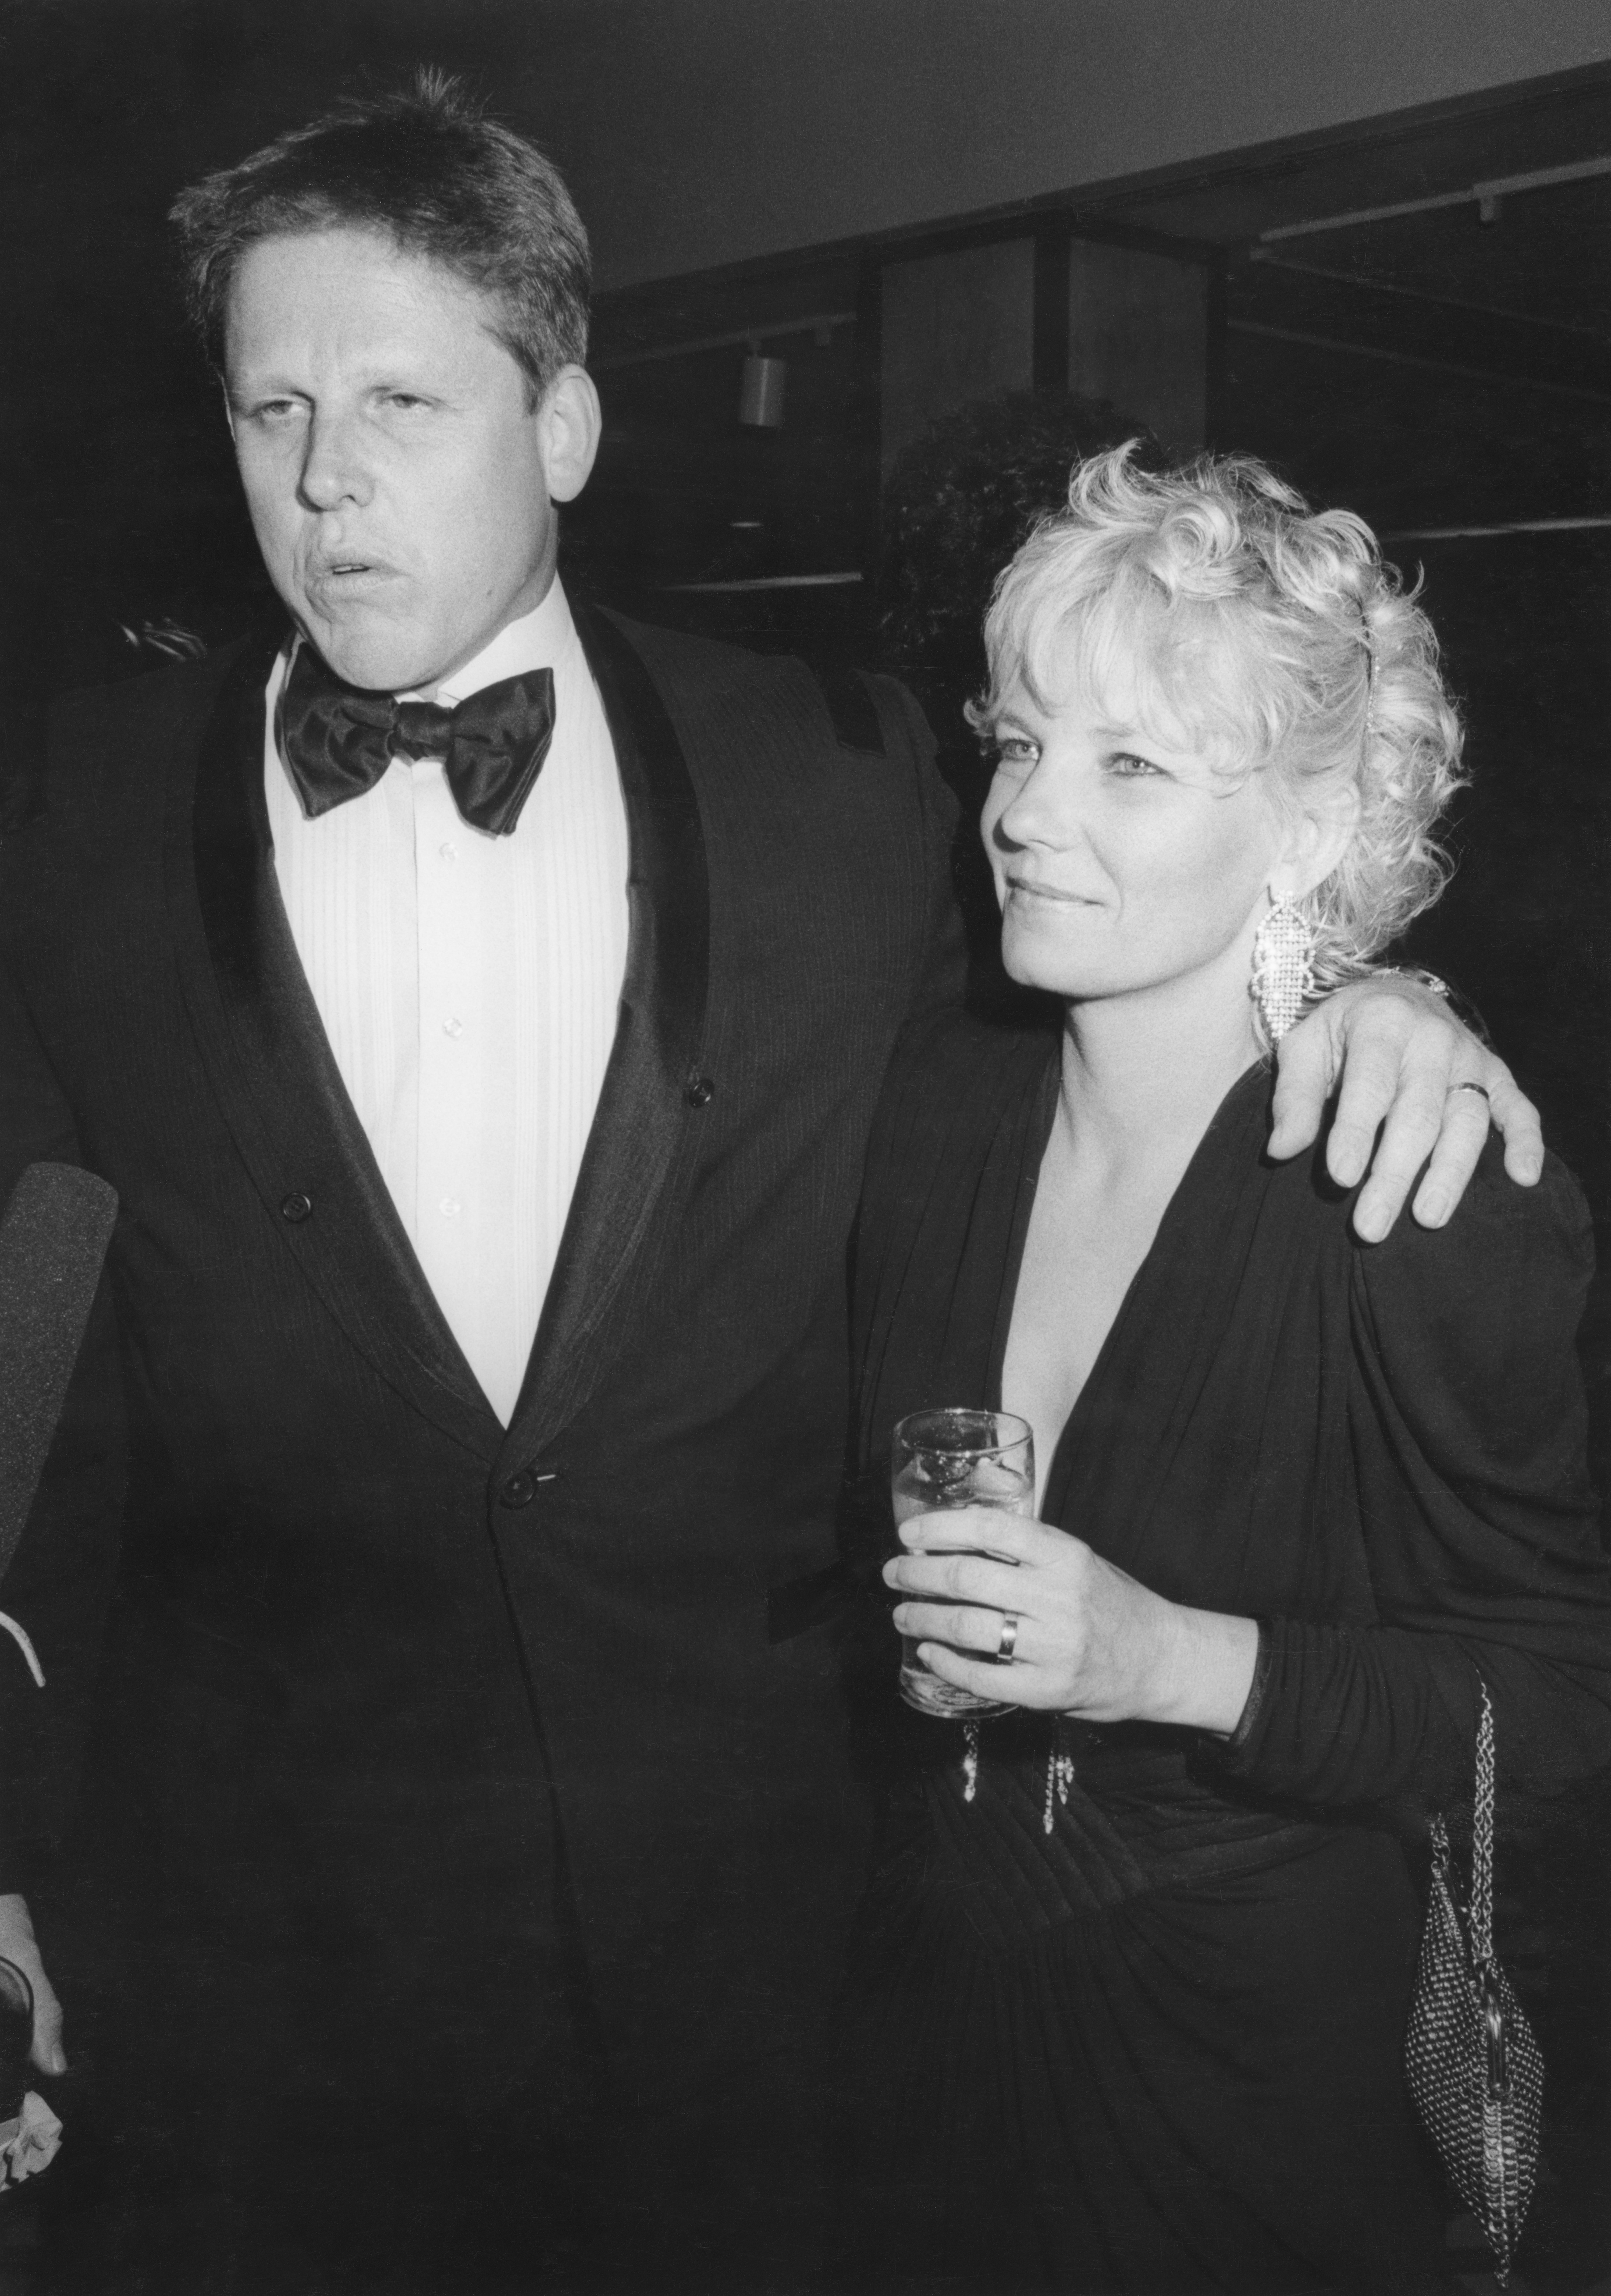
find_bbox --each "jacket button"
[683,1072,715,1109]
[500,1469,537,1508]
[280,1191,313,1223]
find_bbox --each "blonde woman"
[846,448,1611,2293]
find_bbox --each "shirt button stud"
[442,1016,465,1039]
[439,841,459,863]
[500,1469,537,1508]
[439,1196,462,1219]
[280,1191,313,1223]
[683,1072,715,1109]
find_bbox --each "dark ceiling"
[1249,178,1611,340]
[3,6,1606,693]
[1096,69,1611,418]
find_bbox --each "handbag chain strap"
[1468,1680,1513,2102]
[1470,1680,1497,1967]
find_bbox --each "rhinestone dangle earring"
[1249,894,1317,1045]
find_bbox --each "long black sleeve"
[1218,1144,1611,1816]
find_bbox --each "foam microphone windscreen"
[0,1163,119,1588]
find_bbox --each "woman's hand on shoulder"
[884,1508,1259,1732]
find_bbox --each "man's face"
[224,227,594,692]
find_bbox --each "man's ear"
[537,366,602,505]
[1272,782,1362,905]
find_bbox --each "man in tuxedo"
[0,74,1537,2293]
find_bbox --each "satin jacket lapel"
[165,632,502,1463]
[501,602,711,1464]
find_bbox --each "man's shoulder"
[892,1005,1056,1096]
[875,1008,1056,1164]
[24,636,264,853]
[49,636,252,759]
[587,604,770,687]
[586,604,928,764]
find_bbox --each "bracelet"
[1375,965,1450,998]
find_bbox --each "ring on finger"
[1448,1080,1490,1103]
[996,1613,1020,1663]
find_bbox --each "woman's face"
[981,640,1286,1009]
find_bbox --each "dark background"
[1,5,1608,2289]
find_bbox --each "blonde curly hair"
[973,443,1466,990]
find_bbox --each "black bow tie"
[276,642,558,838]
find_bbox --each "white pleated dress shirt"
[265,579,630,1425]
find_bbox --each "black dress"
[840,1012,1611,2296]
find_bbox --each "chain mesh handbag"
[1405,1681,1544,2285]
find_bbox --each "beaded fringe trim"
[958,1720,1075,1830]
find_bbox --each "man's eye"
[382,392,429,411]
[248,400,305,426]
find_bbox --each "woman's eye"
[994,737,1038,770]
[1107,751,1163,779]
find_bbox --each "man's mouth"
[306,558,397,594]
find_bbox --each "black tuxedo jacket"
[0,604,961,2271]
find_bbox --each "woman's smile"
[1003,875,1103,906]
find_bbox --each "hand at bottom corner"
[0,2090,62,2187]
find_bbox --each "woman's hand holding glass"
[884,1506,1260,1734]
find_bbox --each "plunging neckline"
[985,1051,1270,1525]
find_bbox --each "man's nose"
[296,410,373,512]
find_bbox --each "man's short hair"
[170,69,590,400]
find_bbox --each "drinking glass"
[890,1407,1034,1718]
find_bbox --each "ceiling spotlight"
[739,350,786,428]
